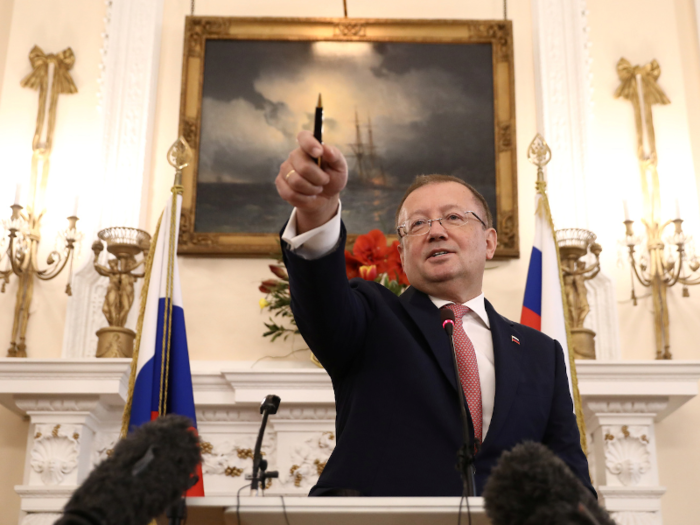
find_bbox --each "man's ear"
[398,240,404,267]
[485,228,498,260]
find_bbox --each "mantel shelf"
[2,358,699,525]
[1,359,698,417]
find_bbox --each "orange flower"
[359,265,378,281]
[345,230,409,285]
[345,250,364,280]
[384,240,410,285]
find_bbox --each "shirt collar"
[429,292,491,329]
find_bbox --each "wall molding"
[62,0,165,358]
[1,360,698,523]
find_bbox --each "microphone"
[247,394,281,494]
[441,307,455,336]
[483,441,614,525]
[55,415,201,525]
[439,307,477,497]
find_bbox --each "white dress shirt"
[428,294,495,439]
[281,203,496,439]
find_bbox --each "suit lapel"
[482,299,524,447]
[399,287,459,393]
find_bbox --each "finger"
[286,169,324,196]
[289,149,330,186]
[297,130,323,158]
[275,176,319,207]
[320,144,346,171]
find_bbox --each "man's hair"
[394,174,494,230]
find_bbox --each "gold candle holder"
[92,227,151,358]
[556,228,602,360]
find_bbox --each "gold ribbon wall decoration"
[20,45,78,211]
[614,58,670,222]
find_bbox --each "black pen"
[313,93,323,166]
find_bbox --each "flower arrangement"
[259,230,409,342]
[343,229,409,296]
[258,263,298,342]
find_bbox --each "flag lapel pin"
[511,335,520,345]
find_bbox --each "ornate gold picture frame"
[178,17,518,258]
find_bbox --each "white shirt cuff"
[281,202,342,259]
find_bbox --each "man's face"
[397,182,497,303]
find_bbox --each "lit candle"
[675,198,681,220]
[14,183,21,206]
[623,199,630,221]
[72,196,79,217]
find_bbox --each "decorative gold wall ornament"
[615,58,700,359]
[555,228,602,359]
[224,466,243,477]
[0,46,81,358]
[21,46,78,213]
[91,227,151,358]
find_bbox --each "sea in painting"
[195,39,496,235]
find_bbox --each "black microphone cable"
[236,483,251,525]
[236,483,291,525]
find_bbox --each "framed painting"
[177,17,518,258]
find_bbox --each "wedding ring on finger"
[285,169,296,180]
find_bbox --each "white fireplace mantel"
[0,359,698,525]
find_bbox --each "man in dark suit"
[275,130,594,497]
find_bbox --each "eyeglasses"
[396,210,487,238]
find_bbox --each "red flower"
[345,250,364,280]
[259,279,279,293]
[359,265,378,281]
[269,264,288,280]
[344,230,408,285]
[384,240,410,285]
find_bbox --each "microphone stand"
[166,496,186,525]
[440,310,477,497]
[247,395,281,495]
[165,474,200,525]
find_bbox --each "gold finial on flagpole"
[527,133,552,187]
[167,136,193,190]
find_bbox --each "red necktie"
[444,304,483,443]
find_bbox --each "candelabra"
[0,45,80,357]
[622,214,700,360]
[1,204,82,357]
[91,227,151,358]
[615,57,700,359]
[556,228,602,359]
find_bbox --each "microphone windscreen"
[260,394,281,414]
[483,441,615,525]
[56,415,201,525]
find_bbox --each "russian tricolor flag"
[126,190,204,496]
[521,192,574,399]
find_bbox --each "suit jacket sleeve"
[544,339,596,496]
[282,222,370,378]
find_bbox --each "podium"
[187,496,490,525]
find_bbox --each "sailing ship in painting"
[347,110,394,188]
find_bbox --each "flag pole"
[527,134,588,455]
[119,137,193,438]
[158,137,191,416]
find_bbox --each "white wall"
[0,0,699,523]
[0,0,14,99]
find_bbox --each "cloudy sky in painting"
[198,39,495,189]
